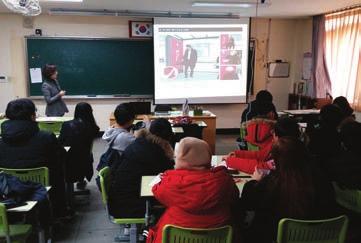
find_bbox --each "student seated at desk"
[225,117,301,174]
[241,90,278,123]
[58,102,99,190]
[333,96,355,125]
[0,99,70,218]
[239,103,277,151]
[328,121,361,190]
[307,104,343,168]
[102,103,136,158]
[147,137,239,243]
[108,118,174,218]
[240,137,336,243]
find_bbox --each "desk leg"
[145,200,150,227]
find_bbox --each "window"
[325,8,361,110]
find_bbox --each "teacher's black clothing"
[42,79,68,117]
[0,120,68,217]
[58,119,99,183]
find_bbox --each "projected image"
[221,34,243,50]
[220,50,242,65]
[153,19,249,104]
[159,34,219,81]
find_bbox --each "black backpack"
[96,136,121,172]
[96,136,121,190]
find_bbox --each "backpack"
[96,136,121,190]
[96,136,121,172]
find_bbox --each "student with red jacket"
[147,137,239,243]
[225,117,301,174]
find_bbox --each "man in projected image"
[183,44,198,78]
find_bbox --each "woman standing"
[41,64,68,117]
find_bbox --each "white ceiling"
[0,0,359,17]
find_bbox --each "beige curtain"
[325,8,361,111]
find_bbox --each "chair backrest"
[0,203,10,236]
[162,225,232,243]
[0,167,49,187]
[98,166,110,205]
[38,122,62,135]
[239,123,259,151]
[333,182,361,214]
[277,215,348,243]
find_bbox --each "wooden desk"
[110,111,217,154]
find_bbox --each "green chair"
[239,124,259,151]
[98,167,145,243]
[0,119,7,136]
[277,215,349,243]
[0,203,32,243]
[333,182,361,214]
[0,167,49,187]
[162,225,232,243]
[38,122,62,136]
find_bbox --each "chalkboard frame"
[25,36,154,99]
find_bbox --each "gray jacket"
[41,80,69,117]
[102,127,136,156]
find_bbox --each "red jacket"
[147,166,239,243]
[227,120,274,174]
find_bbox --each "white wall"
[0,14,313,130]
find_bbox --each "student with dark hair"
[333,96,355,125]
[328,121,361,190]
[58,102,100,190]
[225,117,300,174]
[108,118,175,218]
[41,64,68,117]
[102,103,136,157]
[241,90,278,123]
[307,104,343,168]
[241,137,336,243]
[0,99,70,218]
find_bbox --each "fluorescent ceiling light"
[41,0,83,2]
[192,2,267,8]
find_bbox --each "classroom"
[0,0,360,242]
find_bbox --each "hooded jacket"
[227,119,275,174]
[241,100,278,123]
[147,166,239,243]
[102,127,135,156]
[0,120,67,214]
[108,129,174,218]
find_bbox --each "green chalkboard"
[26,37,154,96]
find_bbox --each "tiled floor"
[54,134,239,242]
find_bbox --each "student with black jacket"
[108,118,175,218]
[240,137,337,243]
[0,99,70,218]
